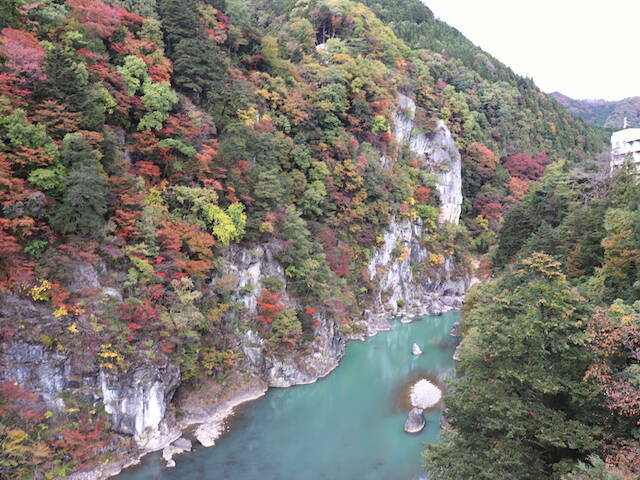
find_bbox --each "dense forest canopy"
[425,162,640,479]
[0,0,628,478]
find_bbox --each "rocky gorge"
[0,97,471,479]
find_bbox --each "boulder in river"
[194,420,223,447]
[412,343,422,355]
[453,342,462,362]
[410,379,442,409]
[404,407,425,433]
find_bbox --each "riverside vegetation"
[0,0,632,479]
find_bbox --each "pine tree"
[50,133,108,236]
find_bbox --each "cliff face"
[220,244,343,387]
[99,363,181,450]
[1,294,182,452]
[394,94,463,225]
[362,216,465,334]
[357,94,467,335]
[0,99,467,478]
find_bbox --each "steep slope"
[425,158,640,480]
[358,0,606,225]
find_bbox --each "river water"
[116,311,459,480]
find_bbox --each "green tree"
[117,55,148,95]
[50,133,108,236]
[279,206,332,299]
[494,161,574,269]
[157,0,228,107]
[300,180,327,217]
[41,48,105,130]
[425,253,604,480]
[138,81,178,131]
[171,36,227,103]
[0,109,58,166]
[157,0,200,54]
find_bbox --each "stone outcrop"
[404,407,426,433]
[405,379,442,433]
[99,361,181,449]
[2,341,70,410]
[162,437,192,468]
[453,342,463,362]
[353,94,469,336]
[1,267,179,452]
[394,93,463,225]
[362,216,466,335]
[0,337,181,451]
[217,243,344,387]
[410,379,442,410]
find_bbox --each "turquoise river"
[116,311,460,480]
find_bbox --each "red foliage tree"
[66,0,125,39]
[0,28,47,83]
[0,73,31,104]
[505,176,530,202]
[256,289,285,324]
[586,303,640,418]
[118,298,159,331]
[473,192,505,227]
[0,380,45,426]
[0,217,35,289]
[466,142,499,179]
[504,152,552,181]
[605,441,640,478]
[155,220,215,279]
[133,160,162,180]
[53,415,111,466]
[315,228,352,277]
[0,152,26,200]
[303,305,321,329]
[414,186,431,203]
[107,173,145,240]
[29,100,81,139]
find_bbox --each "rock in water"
[410,379,442,409]
[450,321,460,337]
[195,421,223,448]
[412,343,422,355]
[453,342,462,362]
[162,437,192,468]
[404,408,426,433]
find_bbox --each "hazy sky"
[423,0,640,101]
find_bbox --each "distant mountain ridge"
[550,92,640,128]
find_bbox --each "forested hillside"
[0,0,611,478]
[551,92,640,129]
[361,0,606,231]
[426,159,640,478]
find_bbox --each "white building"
[611,127,640,170]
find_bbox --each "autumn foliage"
[0,28,46,83]
[66,0,126,39]
[256,289,285,324]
